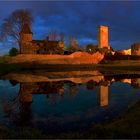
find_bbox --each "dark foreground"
[0,99,139,139]
[0,60,140,74]
[0,60,140,138]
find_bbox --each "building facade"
[19,24,64,54]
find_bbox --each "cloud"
[0,1,140,54]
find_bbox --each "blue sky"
[0,1,140,55]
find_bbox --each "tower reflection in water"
[19,82,108,111]
[13,74,140,126]
[19,83,35,126]
[19,81,109,108]
[19,82,65,125]
[98,86,108,107]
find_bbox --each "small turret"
[19,23,32,43]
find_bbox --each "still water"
[0,71,140,132]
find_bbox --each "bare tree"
[68,36,78,53]
[60,32,65,42]
[0,9,33,45]
[48,29,58,41]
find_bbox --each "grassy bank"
[0,57,140,78]
[0,62,140,77]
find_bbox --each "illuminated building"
[97,25,110,49]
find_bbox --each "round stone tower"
[131,43,140,56]
[19,24,32,53]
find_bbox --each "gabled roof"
[20,23,32,34]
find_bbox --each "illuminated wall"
[98,25,109,49]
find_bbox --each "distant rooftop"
[20,23,32,34]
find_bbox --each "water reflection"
[17,74,140,107]
[19,82,110,107]
[1,71,140,131]
[98,86,108,107]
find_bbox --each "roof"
[32,40,44,43]
[32,40,61,43]
[20,23,32,34]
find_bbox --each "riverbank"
[0,54,138,74]
[8,53,104,64]
[0,54,139,72]
[0,60,140,76]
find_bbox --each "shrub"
[86,44,97,54]
[9,47,19,56]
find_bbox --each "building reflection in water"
[86,80,109,107]
[98,86,108,107]
[16,75,140,125]
[131,78,140,89]
[68,82,78,97]
[19,80,110,110]
[18,83,37,126]
[5,73,140,128]
[86,80,97,90]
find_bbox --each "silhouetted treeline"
[103,54,140,61]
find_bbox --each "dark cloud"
[0,1,140,53]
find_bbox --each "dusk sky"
[0,1,140,54]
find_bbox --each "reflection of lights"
[120,79,131,84]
